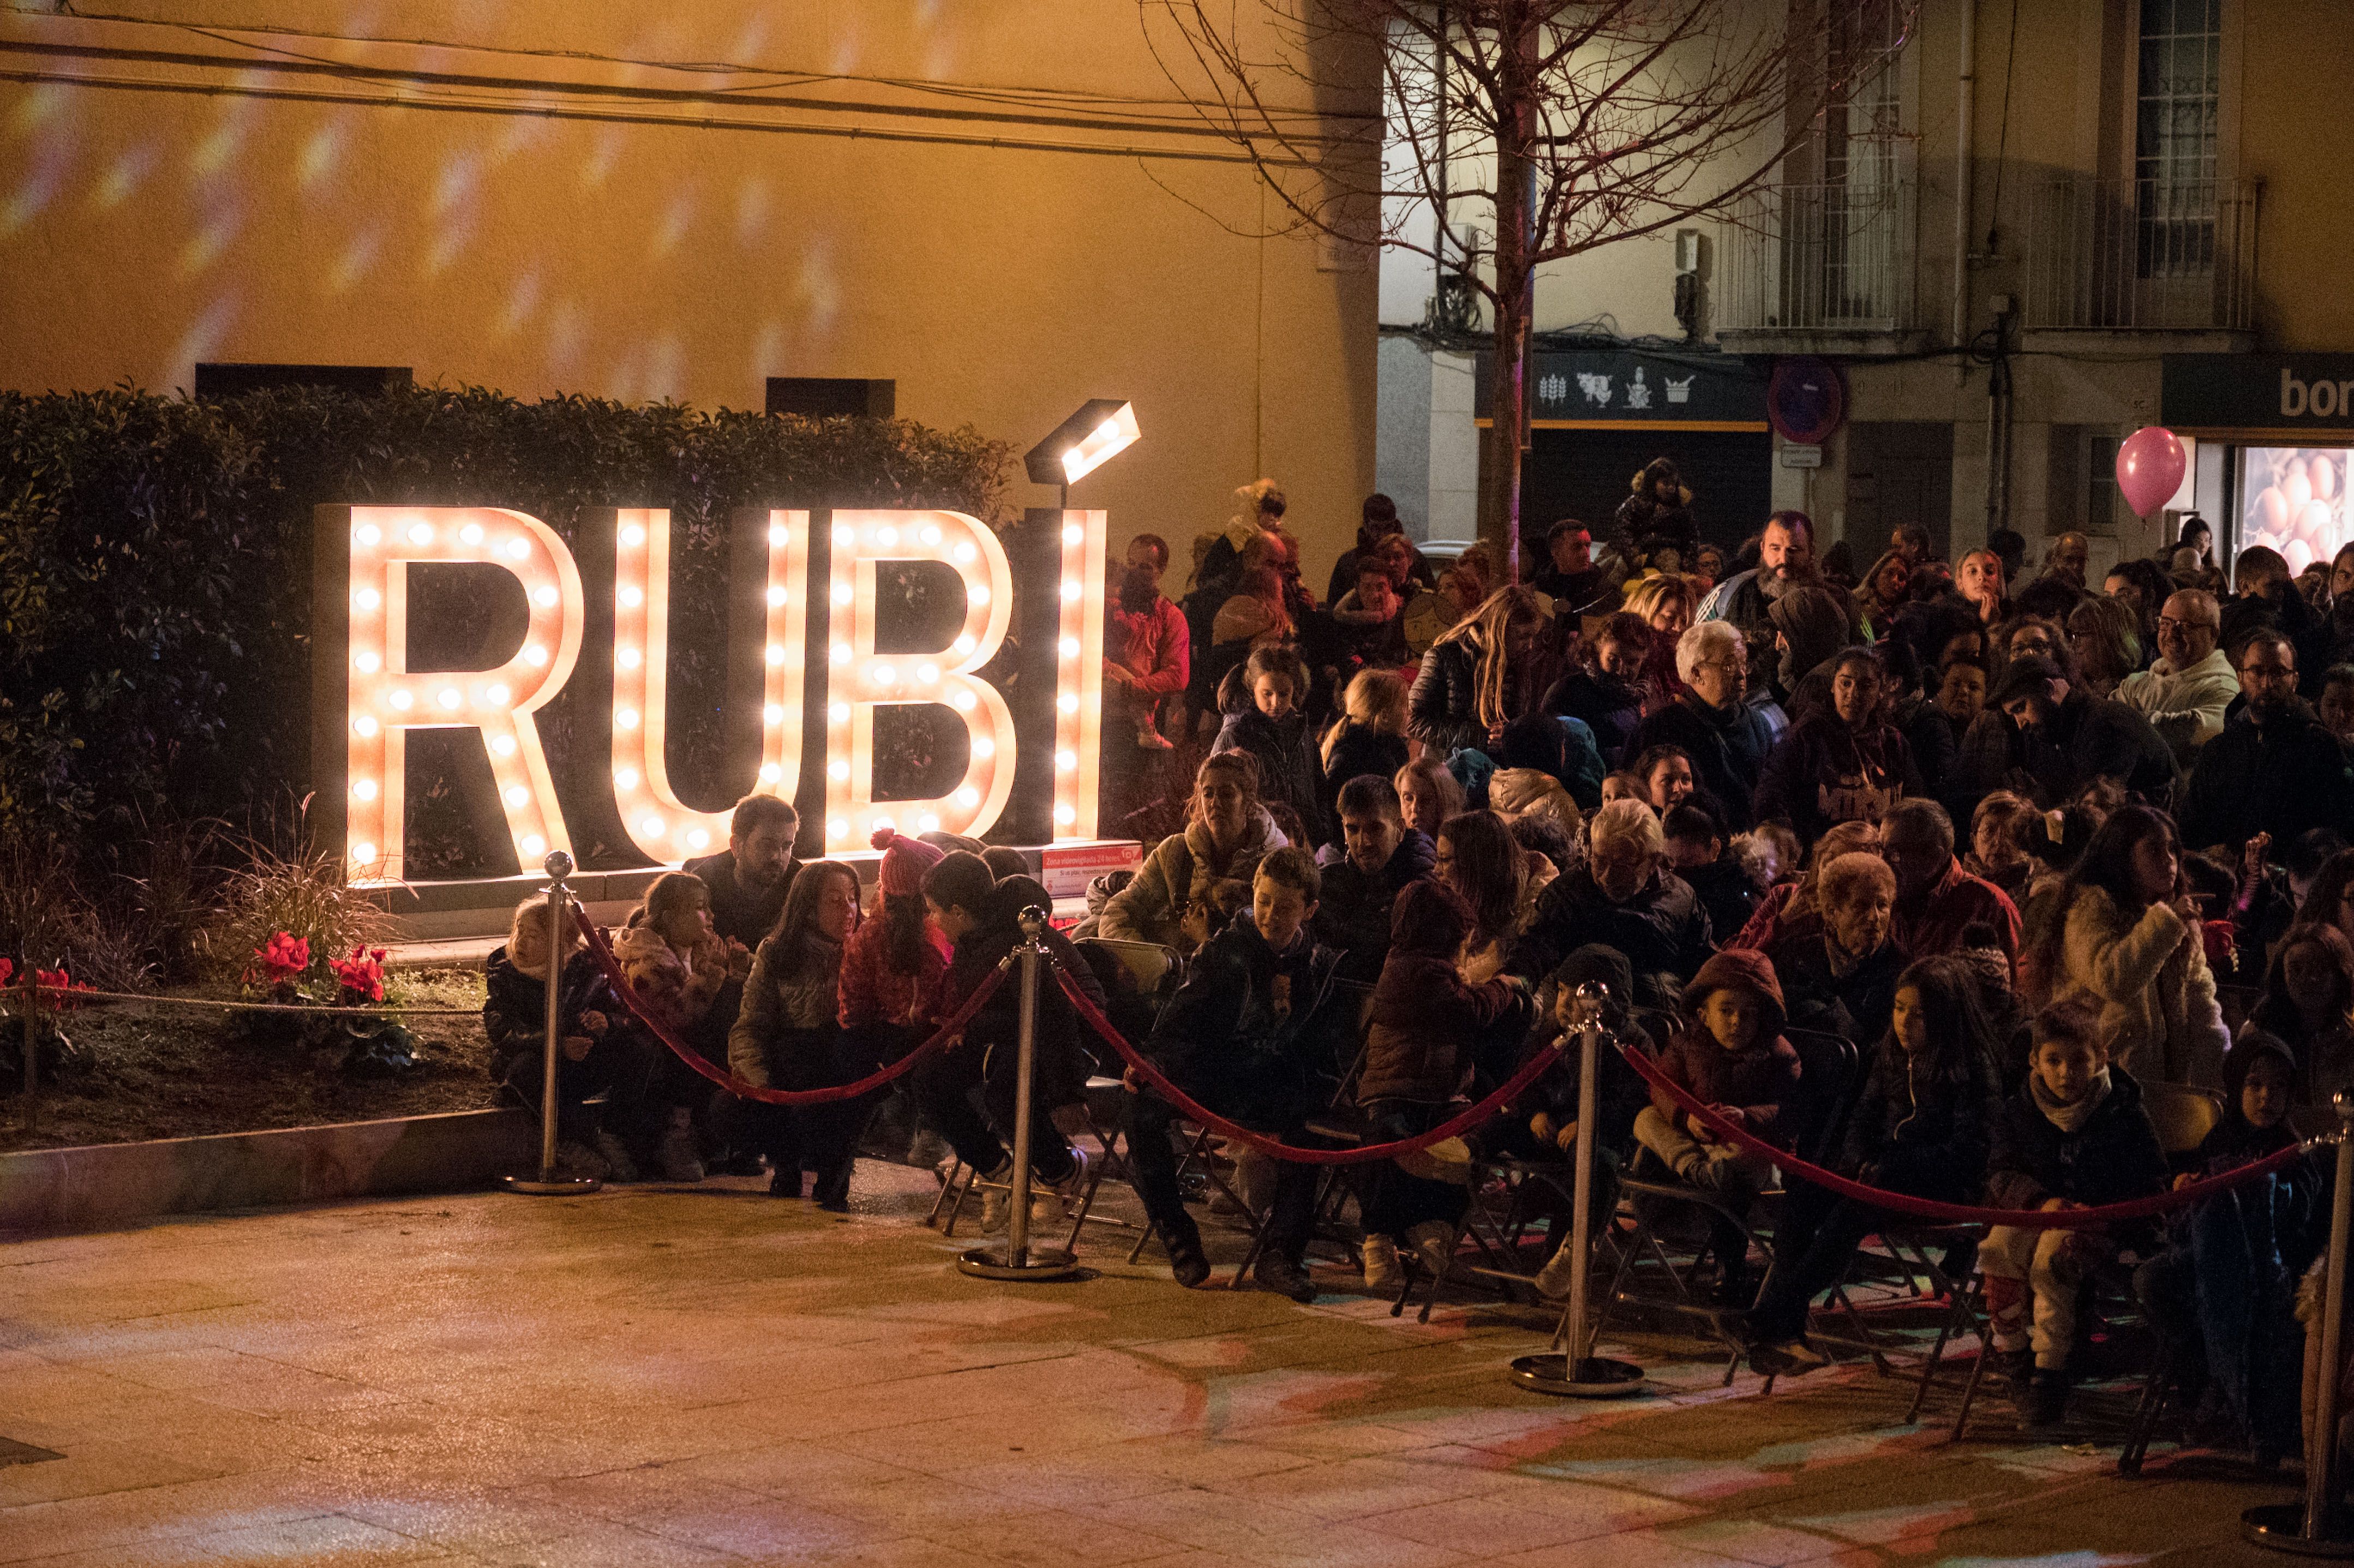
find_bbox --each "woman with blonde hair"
[1855,551,1912,641]
[1395,755,1465,840]
[1408,585,1550,757]
[2064,594,2144,698]
[1320,668,1411,824]
[1620,574,1702,712]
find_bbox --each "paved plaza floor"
[0,1163,2317,1566]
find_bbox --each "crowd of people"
[481,468,2354,1453]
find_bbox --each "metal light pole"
[1512,982,1645,1398]
[504,851,600,1196]
[959,907,1079,1280]
[2246,1093,2354,1554]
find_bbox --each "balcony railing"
[2025,177,2258,332]
[1717,179,1915,334]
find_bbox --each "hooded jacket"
[1311,829,1436,983]
[1649,948,1803,1147]
[1359,881,1533,1105]
[932,874,1106,1102]
[1628,691,1780,831]
[2116,645,2240,763]
[1100,806,1287,947]
[1766,585,1854,702]
[1753,711,1924,845]
[1838,1028,2004,1195]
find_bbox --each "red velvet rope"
[576,911,1002,1106]
[1054,964,1570,1165]
[1613,1034,2314,1230]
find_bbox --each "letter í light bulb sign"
[317,502,1108,886]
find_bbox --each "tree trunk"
[1476,6,1539,585]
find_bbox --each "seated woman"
[1542,611,1654,770]
[1753,648,1924,848]
[1764,852,1905,1046]
[1356,879,1533,1290]
[1408,586,1550,761]
[721,860,866,1208]
[1319,670,1411,835]
[2135,1032,2319,1465]
[483,895,639,1180]
[1215,645,1325,849]
[2243,921,2354,1107]
[1739,957,2005,1373]
[838,829,953,1167]
[1101,750,1287,947]
[1437,808,1528,987]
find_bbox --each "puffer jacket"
[1985,1067,2170,1228]
[1543,667,1646,769]
[728,933,843,1091]
[482,947,615,1083]
[1838,1037,2004,1191]
[1213,704,1325,845]
[1099,806,1287,947]
[1359,882,1532,1104]
[1506,864,1714,997]
[1628,693,1780,831]
[2053,884,2229,1087]
[1407,638,1487,756]
[931,875,1107,1101]
[1649,948,1802,1147]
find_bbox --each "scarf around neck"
[2030,1066,2111,1133]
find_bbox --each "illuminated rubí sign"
[315,504,1106,886]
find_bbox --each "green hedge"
[0,385,1011,873]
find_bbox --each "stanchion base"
[501,1176,602,1195]
[2243,1504,2354,1557]
[1509,1354,1646,1399]
[957,1246,1081,1280]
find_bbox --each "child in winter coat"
[1355,879,1534,1291]
[2135,1032,2318,1463]
[1215,645,1326,848]
[1318,668,1411,835]
[482,896,640,1180]
[1739,957,2005,1374]
[1631,948,1803,1304]
[1981,1001,2171,1427]
[616,871,752,1183]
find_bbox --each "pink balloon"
[2116,426,2188,518]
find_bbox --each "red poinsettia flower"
[247,930,311,989]
[35,968,92,1012]
[0,957,13,989]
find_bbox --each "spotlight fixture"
[1022,399,1139,499]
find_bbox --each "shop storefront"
[2163,354,2354,572]
[1475,349,1772,551]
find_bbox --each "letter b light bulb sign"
[316,504,1105,885]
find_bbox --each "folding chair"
[1225,984,1378,1289]
[1593,1025,1861,1385]
[1945,1079,2224,1449]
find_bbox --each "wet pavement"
[0,1160,2309,1566]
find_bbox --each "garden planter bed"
[1,967,495,1152]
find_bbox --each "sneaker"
[1531,1242,1581,1301]
[1362,1234,1404,1291]
[660,1108,705,1183]
[1049,1146,1092,1206]
[978,1158,1015,1231]
[1406,1220,1455,1280]
[1255,1252,1318,1303]
[554,1139,611,1181]
[593,1130,639,1183]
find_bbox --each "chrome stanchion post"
[504,852,601,1196]
[2247,1092,2354,1554]
[960,906,1079,1280]
[1512,982,1644,1398]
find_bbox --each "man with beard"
[1699,510,1815,627]
[2181,631,2354,854]
[683,794,802,947]
[1987,655,2177,807]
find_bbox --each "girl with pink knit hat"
[840,828,957,1172]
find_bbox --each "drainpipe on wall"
[1952,0,1976,380]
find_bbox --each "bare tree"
[1145,0,1909,580]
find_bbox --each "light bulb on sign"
[763,704,783,724]
[1055,803,1077,825]
[619,647,642,669]
[877,527,897,547]
[769,523,789,547]
[618,586,643,608]
[829,759,849,781]
[351,841,378,865]
[504,786,529,807]
[354,651,380,673]
[492,734,518,757]
[353,715,377,737]
[830,642,850,665]
[765,644,784,666]
[524,644,549,666]
[534,585,559,608]
[460,523,485,546]
[1059,636,1080,657]
[871,663,895,686]
[766,585,787,607]
[486,684,510,705]
[614,767,639,788]
[973,737,994,758]
[920,525,942,546]
[616,708,640,729]
[917,664,938,684]
[1059,579,1081,602]
[1058,692,1079,714]
[437,688,462,710]
[955,787,980,808]
[1056,750,1077,771]
[831,583,853,606]
[639,815,665,837]
[355,523,381,546]
[352,779,378,801]
[408,523,434,546]
[355,587,381,611]
[830,702,850,723]
[919,813,940,832]
[621,524,645,547]
[1063,524,1084,546]
[521,833,546,857]
[387,690,413,711]
[688,829,709,850]
[834,525,854,547]
[506,537,531,560]
[758,763,781,783]
[828,819,846,839]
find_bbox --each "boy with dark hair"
[1125,846,1351,1300]
[1664,800,1758,943]
[1313,774,1435,982]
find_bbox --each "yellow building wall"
[0,3,1379,588]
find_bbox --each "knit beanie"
[872,827,944,896]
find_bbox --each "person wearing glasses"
[2115,589,2235,767]
[1627,620,1779,832]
